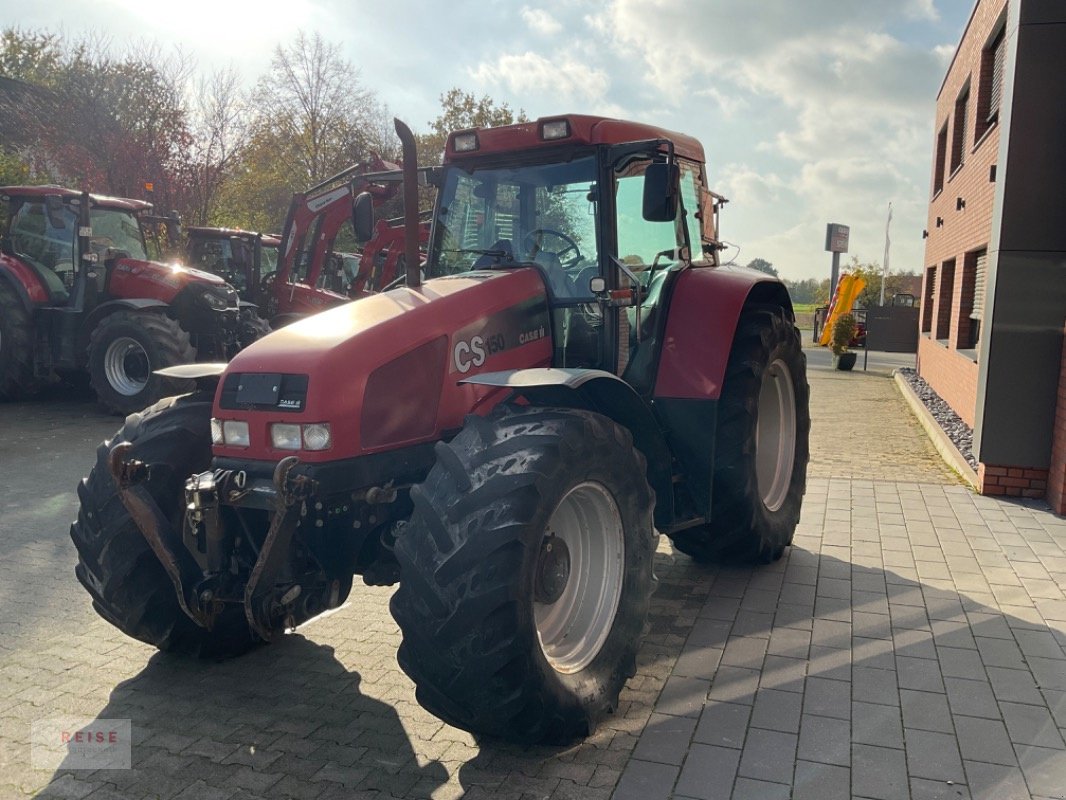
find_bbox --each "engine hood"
[213,267,554,462]
[108,257,229,303]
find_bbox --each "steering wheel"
[524,229,582,270]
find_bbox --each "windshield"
[431,155,600,299]
[89,209,148,260]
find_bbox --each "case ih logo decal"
[451,299,550,374]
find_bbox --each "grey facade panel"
[1019,0,1066,24]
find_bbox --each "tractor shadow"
[42,634,449,798]
[455,541,1066,799]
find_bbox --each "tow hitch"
[108,445,317,640]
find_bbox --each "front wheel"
[390,406,656,743]
[70,393,259,657]
[669,306,810,564]
[88,311,196,415]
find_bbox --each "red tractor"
[263,157,427,326]
[72,116,810,743]
[0,187,267,414]
[184,226,281,305]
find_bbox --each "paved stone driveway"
[2,365,1064,799]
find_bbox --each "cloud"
[904,0,940,22]
[520,6,563,35]
[470,51,611,106]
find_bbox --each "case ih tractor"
[0,187,267,414]
[71,116,809,743]
[184,226,281,305]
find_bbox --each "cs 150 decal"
[451,298,550,374]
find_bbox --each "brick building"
[917,0,1066,509]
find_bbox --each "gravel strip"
[898,367,977,470]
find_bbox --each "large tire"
[88,311,196,415]
[670,306,810,564]
[0,280,38,399]
[390,406,656,744]
[238,312,271,348]
[70,393,259,658]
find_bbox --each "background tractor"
[0,186,267,414]
[71,115,810,743]
[184,226,281,304]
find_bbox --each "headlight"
[211,418,224,445]
[223,420,250,447]
[271,423,302,450]
[200,289,229,311]
[302,423,332,451]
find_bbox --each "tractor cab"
[186,227,280,302]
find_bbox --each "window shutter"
[971,250,987,320]
[989,30,1006,121]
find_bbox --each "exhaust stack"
[394,118,421,290]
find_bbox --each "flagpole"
[879,202,892,306]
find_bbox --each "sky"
[0,0,976,282]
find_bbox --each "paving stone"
[792,760,849,800]
[707,667,760,706]
[999,701,1066,749]
[692,702,750,749]
[944,677,1001,719]
[730,776,791,799]
[954,715,1018,766]
[749,689,802,734]
[736,728,796,784]
[632,713,697,767]
[937,647,988,681]
[901,689,954,733]
[656,676,711,718]
[611,759,678,800]
[898,655,947,692]
[803,677,851,720]
[854,666,900,706]
[672,744,738,800]
[909,776,972,800]
[1015,743,1066,798]
[905,729,966,783]
[963,760,1031,800]
[852,743,909,800]
[797,714,850,767]
[986,667,1045,705]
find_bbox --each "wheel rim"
[104,337,150,396]
[755,358,797,512]
[534,481,625,674]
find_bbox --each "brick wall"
[916,336,979,427]
[978,463,1049,498]
[1048,324,1066,513]
[917,0,1007,421]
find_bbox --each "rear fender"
[460,368,675,530]
[654,267,793,400]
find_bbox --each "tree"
[843,256,918,308]
[418,88,526,166]
[186,67,249,225]
[746,257,778,277]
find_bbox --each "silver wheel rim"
[756,358,797,512]
[534,481,625,674]
[104,337,150,396]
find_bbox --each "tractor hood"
[212,267,553,462]
[108,257,230,304]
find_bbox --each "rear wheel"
[390,406,656,743]
[0,280,38,399]
[669,306,810,563]
[70,393,259,657]
[88,311,196,415]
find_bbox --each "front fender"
[84,298,169,336]
[461,368,676,530]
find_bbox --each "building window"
[950,83,970,174]
[957,248,987,349]
[922,265,936,333]
[976,21,1006,142]
[936,259,956,341]
[933,123,948,196]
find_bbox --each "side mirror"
[352,191,375,244]
[44,195,68,230]
[642,162,679,222]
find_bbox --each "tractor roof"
[0,185,153,212]
[444,114,706,163]
[187,226,281,246]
